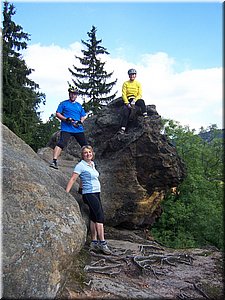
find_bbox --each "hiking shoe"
[117,129,125,135]
[99,242,112,255]
[89,241,99,252]
[49,161,58,169]
[143,113,148,118]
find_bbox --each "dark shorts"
[82,192,104,223]
[120,99,146,127]
[57,131,87,149]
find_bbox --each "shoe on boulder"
[49,161,58,169]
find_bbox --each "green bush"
[151,121,224,250]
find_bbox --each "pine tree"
[2,1,46,148]
[68,25,117,115]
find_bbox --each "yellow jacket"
[122,80,142,104]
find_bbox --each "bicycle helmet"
[68,86,78,94]
[128,68,137,75]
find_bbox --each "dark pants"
[83,193,104,223]
[57,131,87,149]
[121,99,147,128]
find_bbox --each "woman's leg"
[90,220,98,241]
[83,193,105,241]
[135,99,147,115]
[83,193,111,253]
[120,105,131,128]
[96,222,105,241]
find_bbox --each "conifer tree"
[68,25,117,115]
[2,1,46,148]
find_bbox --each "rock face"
[51,98,186,228]
[2,124,87,299]
[2,99,186,298]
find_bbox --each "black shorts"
[57,131,87,149]
[82,193,104,223]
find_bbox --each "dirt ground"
[57,227,224,299]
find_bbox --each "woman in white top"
[66,145,111,255]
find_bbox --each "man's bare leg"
[50,146,62,169]
[53,145,62,160]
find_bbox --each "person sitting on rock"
[117,68,148,134]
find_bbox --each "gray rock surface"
[2,98,223,299]
[59,228,224,299]
[2,124,87,299]
[48,98,186,228]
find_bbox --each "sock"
[121,127,126,131]
[143,112,147,116]
[92,240,98,244]
[53,159,57,163]
[100,240,107,245]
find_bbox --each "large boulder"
[49,98,186,228]
[2,124,87,299]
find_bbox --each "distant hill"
[198,128,224,142]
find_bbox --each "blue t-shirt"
[74,160,101,194]
[56,99,87,133]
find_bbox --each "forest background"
[2,1,224,251]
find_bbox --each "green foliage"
[68,25,118,115]
[30,114,60,152]
[2,1,46,149]
[151,120,224,250]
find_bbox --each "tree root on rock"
[85,246,194,281]
[178,281,210,299]
[84,260,123,276]
[80,242,222,299]
[132,253,194,279]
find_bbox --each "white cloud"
[23,43,223,132]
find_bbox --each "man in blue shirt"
[50,86,88,169]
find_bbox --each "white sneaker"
[99,242,112,255]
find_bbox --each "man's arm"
[56,112,67,122]
[81,115,87,123]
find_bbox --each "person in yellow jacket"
[118,68,148,134]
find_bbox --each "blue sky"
[8,0,223,131]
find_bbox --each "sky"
[7,0,223,132]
